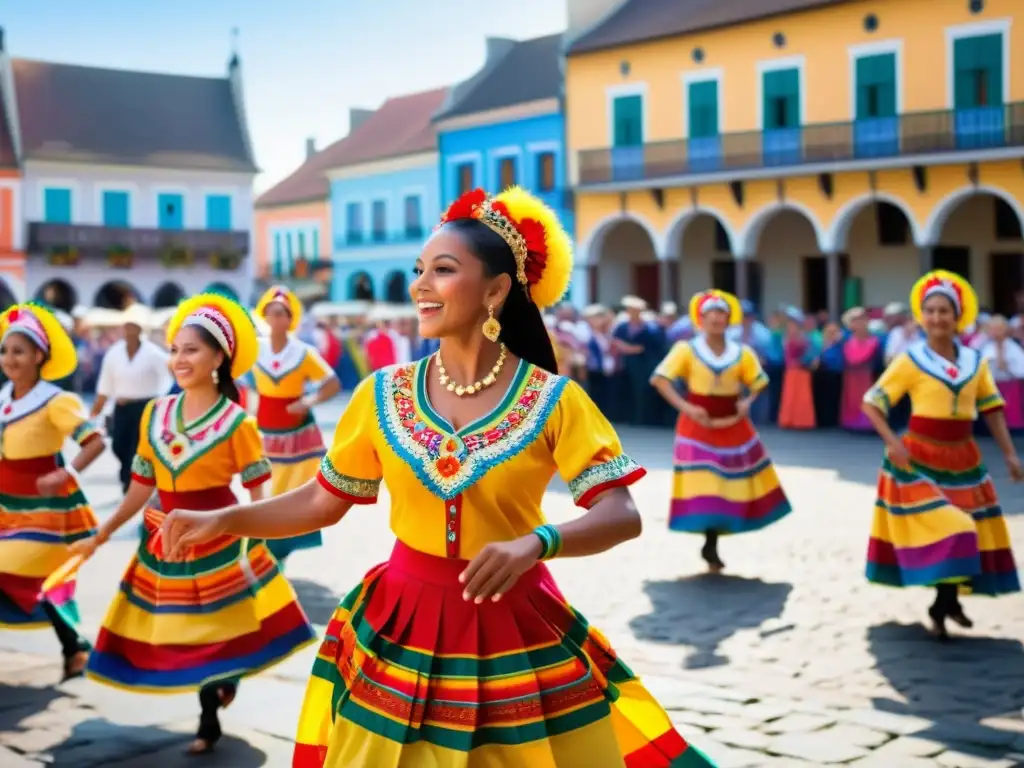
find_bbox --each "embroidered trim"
[863,385,891,415]
[255,337,308,384]
[375,359,568,499]
[906,340,980,391]
[317,455,381,502]
[71,421,100,446]
[568,454,645,507]
[241,458,273,487]
[148,395,246,477]
[691,336,742,375]
[0,380,61,427]
[131,454,156,481]
[978,393,1005,412]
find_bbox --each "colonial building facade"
[2,49,257,312]
[566,0,1024,315]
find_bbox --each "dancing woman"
[651,290,792,573]
[161,187,716,767]
[0,304,104,679]
[252,286,340,561]
[70,293,316,754]
[862,271,1021,640]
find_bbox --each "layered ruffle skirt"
[259,395,326,559]
[668,395,792,535]
[294,541,716,767]
[85,486,316,692]
[0,455,97,628]
[866,416,1020,595]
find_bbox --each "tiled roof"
[256,87,447,208]
[569,0,855,54]
[12,58,256,172]
[435,34,563,121]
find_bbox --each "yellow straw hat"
[910,270,978,333]
[166,293,258,379]
[0,303,78,381]
[689,289,743,329]
[255,285,303,332]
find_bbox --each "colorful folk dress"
[0,382,100,628]
[864,341,1020,596]
[252,337,335,559]
[294,360,716,768]
[655,338,792,535]
[85,394,317,692]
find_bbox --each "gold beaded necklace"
[436,344,508,397]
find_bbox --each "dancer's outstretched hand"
[161,509,229,561]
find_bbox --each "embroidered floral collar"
[375,358,567,499]
[149,394,245,476]
[256,336,306,383]
[906,340,980,391]
[691,335,741,374]
[0,380,61,427]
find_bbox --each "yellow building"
[565,0,1024,316]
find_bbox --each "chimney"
[565,0,628,47]
[484,37,516,65]
[349,107,374,132]
[305,137,316,158]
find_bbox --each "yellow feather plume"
[494,186,573,310]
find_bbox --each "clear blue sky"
[4,1,567,192]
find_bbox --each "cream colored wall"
[594,221,656,305]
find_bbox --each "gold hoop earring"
[481,305,501,343]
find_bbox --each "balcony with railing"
[337,227,426,249]
[578,103,1024,187]
[28,222,249,257]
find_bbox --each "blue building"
[433,35,584,306]
[326,88,449,302]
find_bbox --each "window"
[43,187,72,224]
[687,80,719,138]
[298,231,306,257]
[762,68,800,129]
[855,53,896,119]
[404,195,422,238]
[346,202,363,244]
[157,193,184,230]
[456,163,475,195]
[205,194,232,230]
[372,200,387,242]
[101,190,129,227]
[953,33,1003,108]
[537,152,556,191]
[612,94,643,146]
[312,229,320,259]
[498,157,517,189]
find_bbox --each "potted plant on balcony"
[209,251,241,271]
[46,246,79,267]
[106,244,134,269]
[161,245,193,268]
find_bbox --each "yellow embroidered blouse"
[0,381,99,459]
[653,337,768,396]
[316,359,645,559]
[251,337,334,399]
[130,394,272,491]
[864,341,1004,420]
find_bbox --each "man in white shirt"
[89,304,171,492]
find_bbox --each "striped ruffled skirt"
[85,486,316,692]
[669,395,792,535]
[866,416,1020,595]
[0,455,97,628]
[294,540,716,767]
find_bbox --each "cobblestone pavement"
[2,399,1023,766]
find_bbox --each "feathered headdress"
[438,186,573,310]
[688,289,742,329]
[910,270,977,332]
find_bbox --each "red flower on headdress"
[440,188,487,224]
[920,276,963,307]
[7,308,19,322]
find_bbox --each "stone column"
[658,256,677,307]
[735,256,749,302]
[918,246,934,275]
[826,252,843,319]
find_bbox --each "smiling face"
[701,308,729,336]
[169,325,224,390]
[0,332,45,385]
[263,301,292,335]
[410,227,510,340]
[921,294,958,341]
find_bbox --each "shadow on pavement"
[629,575,792,670]
[867,621,1024,755]
[0,681,62,730]
[289,578,341,626]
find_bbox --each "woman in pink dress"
[979,315,1024,430]
[840,307,881,432]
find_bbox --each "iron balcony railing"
[339,227,426,248]
[28,222,249,256]
[578,102,1024,186]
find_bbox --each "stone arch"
[591,219,659,307]
[827,193,922,252]
[35,279,78,313]
[921,185,1024,246]
[384,270,408,303]
[665,206,738,302]
[578,212,665,267]
[152,282,186,308]
[742,204,827,313]
[93,281,141,310]
[736,201,828,258]
[349,271,374,301]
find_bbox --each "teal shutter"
[102,190,129,227]
[44,188,72,224]
[312,229,320,259]
[954,34,1002,108]
[762,72,778,129]
[688,80,718,138]
[613,95,643,146]
[273,233,282,277]
[855,53,896,118]
[978,33,1003,106]
[780,68,800,127]
[762,68,799,129]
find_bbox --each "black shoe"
[700,541,725,573]
[928,605,950,641]
[61,650,88,682]
[948,605,974,629]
